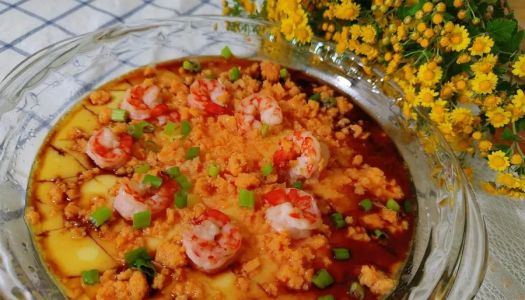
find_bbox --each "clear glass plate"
[0,16,486,299]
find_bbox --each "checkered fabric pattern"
[0,0,221,80]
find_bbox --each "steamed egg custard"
[26,54,416,300]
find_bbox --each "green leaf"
[398,0,424,18]
[486,19,517,42]
[493,144,511,155]
[501,30,524,54]
[516,118,525,132]
[502,128,517,141]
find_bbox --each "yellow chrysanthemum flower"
[487,151,510,172]
[470,72,497,95]
[511,89,525,110]
[478,140,492,152]
[512,54,525,77]
[486,107,511,128]
[469,35,494,56]
[447,24,471,52]
[416,88,438,107]
[483,95,503,110]
[510,154,523,165]
[450,107,473,125]
[417,62,443,87]
[496,173,519,188]
[429,100,448,123]
[360,24,376,43]
[335,0,361,21]
[294,23,313,43]
[438,121,454,136]
[471,54,497,74]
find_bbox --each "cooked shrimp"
[187,79,229,115]
[273,131,329,180]
[182,208,242,273]
[264,188,321,239]
[85,127,133,169]
[236,93,283,130]
[121,84,178,124]
[113,175,178,220]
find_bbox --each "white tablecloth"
[0,1,524,298]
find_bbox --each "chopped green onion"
[134,164,151,174]
[280,68,289,79]
[90,207,112,227]
[111,109,128,122]
[208,163,220,177]
[332,248,351,260]
[133,210,151,229]
[317,295,334,300]
[180,120,192,138]
[174,190,188,208]
[221,46,233,59]
[312,269,334,289]
[309,93,321,101]
[166,166,181,179]
[203,69,215,79]
[185,146,200,160]
[128,121,154,139]
[230,66,241,81]
[330,212,346,229]
[349,281,365,300]
[182,60,200,72]
[359,199,373,212]
[403,200,413,213]
[261,163,273,176]
[386,198,400,212]
[164,122,177,136]
[143,140,160,153]
[143,174,163,188]
[239,189,255,209]
[292,181,304,189]
[175,174,192,190]
[81,269,100,285]
[322,97,337,107]
[124,247,151,266]
[373,229,387,239]
[260,123,270,137]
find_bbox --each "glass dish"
[0,16,486,299]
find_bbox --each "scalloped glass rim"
[0,16,486,300]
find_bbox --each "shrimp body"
[264,188,321,239]
[85,127,133,169]
[182,208,242,273]
[187,79,228,115]
[273,131,326,180]
[121,85,171,121]
[236,94,283,130]
[113,176,177,220]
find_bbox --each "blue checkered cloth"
[0,0,221,80]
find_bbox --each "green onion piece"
[239,189,255,209]
[359,199,373,212]
[280,68,289,79]
[81,269,100,285]
[373,229,387,239]
[124,247,151,266]
[292,181,304,189]
[182,60,200,72]
[386,198,400,212]
[143,140,160,153]
[134,164,151,174]
[207,163,220,177]
[403,200,413,213]
[128,121,155,139]
[185,146,200,160]
[175,175,192,190]
[312,269,334,289]
[221,46,233,59]
[90,207,112,227]
[180,120,192,138]
[166,166,181,179]
[322,97,337,107]
[143,174,163,188]
[349,281,365,300]
[260,123,270,137]
[317,295,334,300]
[140,121,155,133]
[174,190,188,208]
[230,66,241,81]
[203,69,215,79]
[330,212,346,229]
[164,122,177,136]
[111,109,128,122]
[133,210,151,229]
[261,163,273,177]
[309,93,321,101]
[332,247,351,260]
